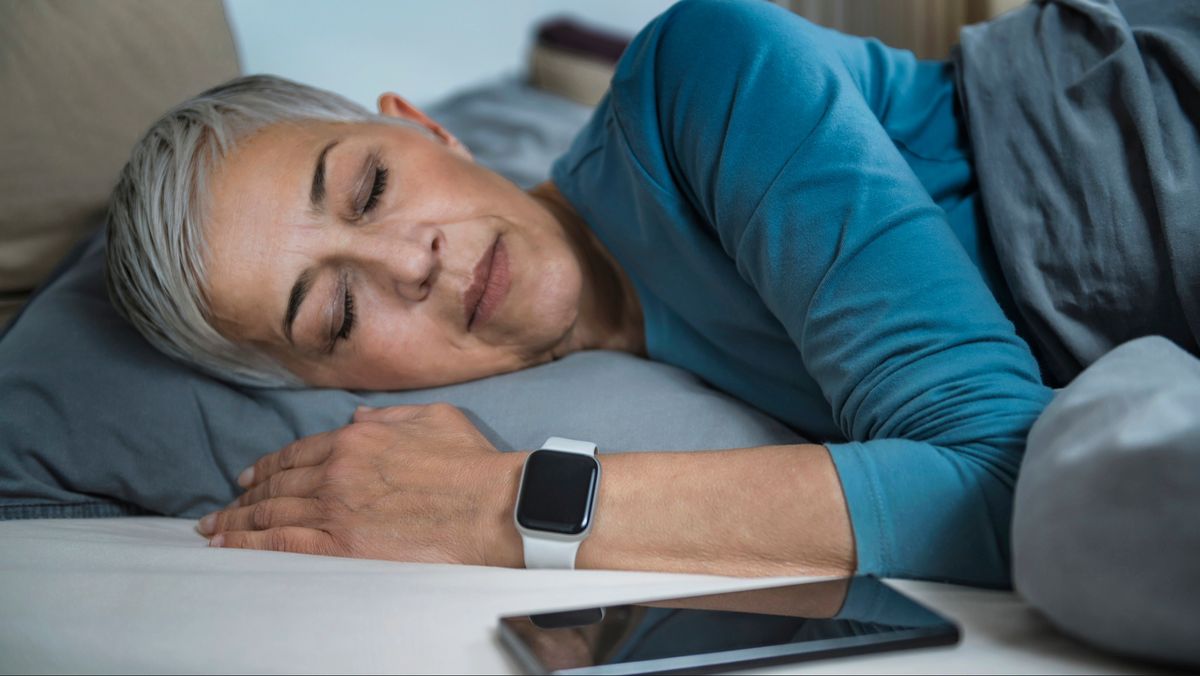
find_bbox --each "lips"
[464,236,510,331]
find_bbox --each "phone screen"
[498,576,958,675]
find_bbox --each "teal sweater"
[551,0,1052,587]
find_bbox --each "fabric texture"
[551,0,1051,586]
[0,0,239,329]
[0,518,1147,674]
[1013,336,1200,668]
[954,0,1200,386]
[0,78,803,521]
[428,79,596,189]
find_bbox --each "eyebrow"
[282,267,317,346]
[309,139,340,213]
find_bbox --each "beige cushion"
[0,0,239,327]
[529,44,616,107]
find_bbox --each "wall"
[223,0,676,109]
[776,0,1027,59]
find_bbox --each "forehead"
[202,121,334,340]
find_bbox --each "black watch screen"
[515,449,600,535]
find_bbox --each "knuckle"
[278,443,298,470]
[267,529,291,552]
[314,494,342,518]
[337,422,373,446]
[329,529,360,558]
[430,402,459,417]
[251,501,274,530]
[323,455,355,482]
[266,473,285,498]
[245,486,265,505]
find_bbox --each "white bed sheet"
[0,518,1155,674]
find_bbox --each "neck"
[528,181,646,360]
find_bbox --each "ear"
[377,92,472,160]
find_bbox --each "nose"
[359,224,442,303]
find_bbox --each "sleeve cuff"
[825,440,892,576]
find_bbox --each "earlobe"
[376,91,473,161]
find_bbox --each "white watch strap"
[520,437,599,570]
[540,436,598,456]
[523,536,583,570]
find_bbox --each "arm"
[492,444,854,577]
[598,0,1051,584]
[201,404,853,578]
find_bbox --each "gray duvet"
[955,0,1200,386]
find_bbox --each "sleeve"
[615,0,1053,586]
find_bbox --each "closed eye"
[361,164,388,216]
[337,286,356,342]
[325,276,356,355]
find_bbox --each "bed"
[0,516,1153,674]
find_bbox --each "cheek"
[350,311,496,388]
[520,244,582,321]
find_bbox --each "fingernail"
[209,534,225,548]
[197,512,216,535]
[237,466,254,487]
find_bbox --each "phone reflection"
[503,576,954,673]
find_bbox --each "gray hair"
[105,74,421,387]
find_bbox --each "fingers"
[200,497,328,536]
[209,526,343,557]
[239,429,339,489]
[352,403,432,424]
[349,402,468,427]
[232,466,327,508]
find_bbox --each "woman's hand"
[197,403,524,566]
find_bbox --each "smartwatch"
[513,437,601,569]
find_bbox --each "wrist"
[481,451,528,568]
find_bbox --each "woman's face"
[203,96,584,389]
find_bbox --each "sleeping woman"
[104,0,1198,586]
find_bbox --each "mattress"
[0,517,1150,674]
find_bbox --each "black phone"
[497,575,959,675]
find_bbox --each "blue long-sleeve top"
[550,0,1052,587]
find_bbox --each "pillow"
[528,18,630,107]
[0,80,802,520]
[0,1,239,328]
[427,77,596,189]
[1013,336,1200,667]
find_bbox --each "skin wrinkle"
[204,108,643,389]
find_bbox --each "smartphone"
[498,575,959,675]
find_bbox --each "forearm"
[487,444,856,577]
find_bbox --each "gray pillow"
[1013,336,1200,667]
[0,80,802,520]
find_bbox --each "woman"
[105,0,1193,586]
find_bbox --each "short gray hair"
[106,75,419,387]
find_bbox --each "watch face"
[516,450,600,535]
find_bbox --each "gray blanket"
[955,0,1200,386]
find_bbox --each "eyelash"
[335,158,383,348]
[337,286,355,341]
[361,164,388,215]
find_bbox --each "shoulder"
[634,0,798,55]
[609,0,836,132]
[614,0,819,87]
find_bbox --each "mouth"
[464,235,510,332]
